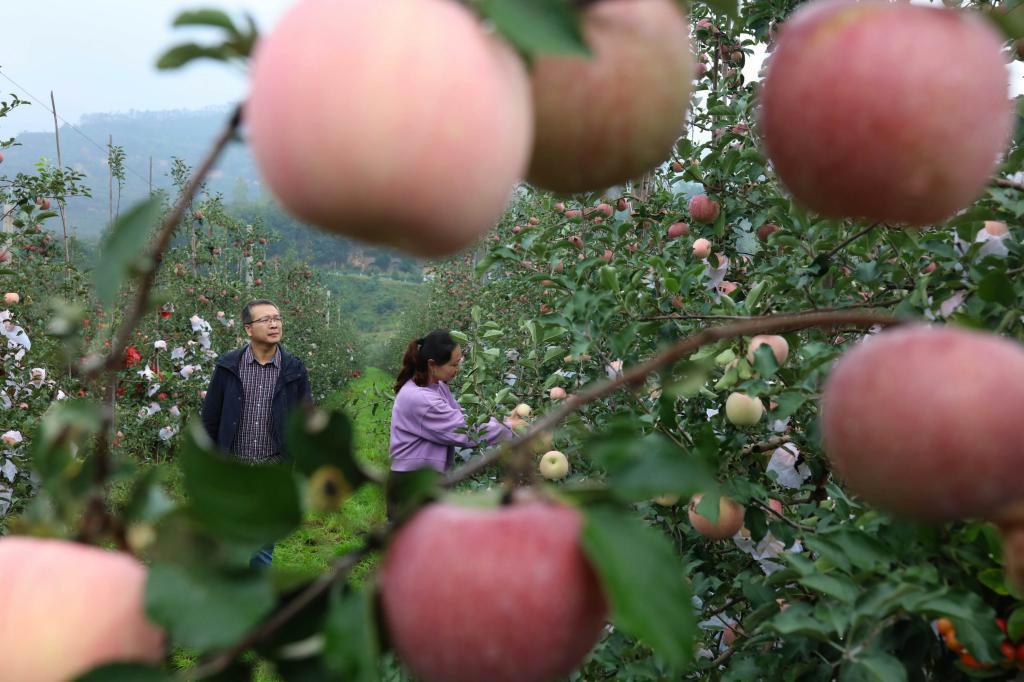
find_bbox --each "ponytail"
[394,330,458,393]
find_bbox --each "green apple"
[725,392,763,426]
[539,450,570,480]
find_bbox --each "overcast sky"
[3,0,1021,137]
[2,1,293,134]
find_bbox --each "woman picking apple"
[388,330,523,517]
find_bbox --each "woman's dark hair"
[394,329,457,393]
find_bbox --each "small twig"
[89,104,243,379]
[703,596,746,620]
[753,499,815,532]
[445,309,905,487]
[817,222,879,266]
[740,435,789,456]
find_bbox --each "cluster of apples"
[246,0,695,257]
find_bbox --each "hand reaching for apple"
[505,402,532,432]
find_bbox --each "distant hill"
[0,106,423,275]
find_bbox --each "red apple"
[379,502,607,682]
[757,223,780,242]
[550,386,567,400]
[247,0,532,256]
[526,0,694,193]
[689,494,745,539]
[747,335,789,366]
[0,537,165,680]
[689,194,720,223]
[822,325,1024,521]
[759,0,1013,225]
[667,222,690,239]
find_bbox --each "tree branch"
[445,309,905,487]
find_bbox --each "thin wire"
[0,68,154,186]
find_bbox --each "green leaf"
[156,42,232,70]
[480,0,590,58]
[145,562,275,651]
[94,196,162,305]
[285,408,369,487]
[767,603,836,642]
[977,270,1015,306]
[75,664,171,682]
[840,652,908,682]
[388,468,440,522]
[1007,606,1024,642]
[751,343,779,378]
[33,399,103,485]
[582,505,696,671]
[172,9,241,36]
[180,422,302,545]
[978,567,1010,595]
[771,392,807,420]
[799,573,858,605]
[589,432,713,501]
[323,585,381,682]
[985,2,1024,41]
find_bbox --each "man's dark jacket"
[200,344,313,458]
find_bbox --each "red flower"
[116,387,125,397]
[160,310,172,319]
[123,346,142,368]
[158,393,168,400]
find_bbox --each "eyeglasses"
[249,315,284,325]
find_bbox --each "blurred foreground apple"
[379,501,607,682]
[247,0,531,257]
[759,0,1013,225]
[821,325,1024,521]
[526,0,693,193]
[0,537,165,681]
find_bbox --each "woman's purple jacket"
[389,379,513,472]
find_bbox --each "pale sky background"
[2,1,293,134]
[2,0,1021,136]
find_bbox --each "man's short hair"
[241,299,279,325]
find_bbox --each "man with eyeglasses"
[201,298,313,567]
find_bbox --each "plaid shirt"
[232,345,282,463]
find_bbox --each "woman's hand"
[505,412,528,432]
